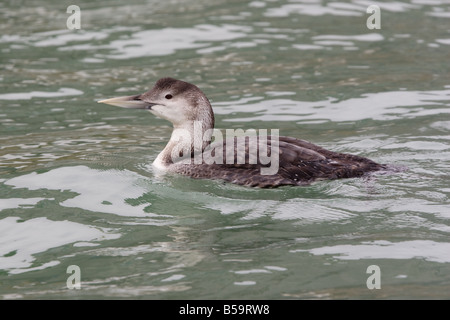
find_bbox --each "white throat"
[153,120,213,170]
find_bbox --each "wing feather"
[169,136,383,187]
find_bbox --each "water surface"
[1,0,450,299]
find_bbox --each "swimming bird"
[98,77,385,188]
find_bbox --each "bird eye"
[165,94,173,99]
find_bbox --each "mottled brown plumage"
[170,135,384,188]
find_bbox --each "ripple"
[0,197,49,211]
[264,2,364,17]
[0,216,119,274]
[234,281,256,286]
[233,268,271,274]
[61,24,251,60]
[430,121,450,132]
[161,274,186,282]
[380,141,449,151]
[0,88,83,100]
[262,0,424,23]
[5,166,159,217]
[293,240,450,263]
[205,197,355,223]
[312,33,384,44]
[215,89,450,122]
[0,27,130,47]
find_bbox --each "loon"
[98,77,385,188]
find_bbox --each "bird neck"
[156,118,214,166]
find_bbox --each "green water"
[1,0,450,299]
